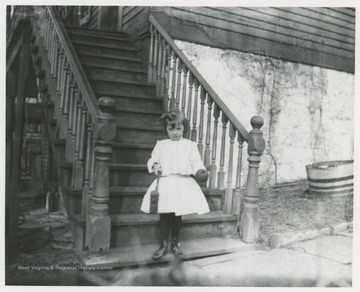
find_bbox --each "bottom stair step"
[76,237,254,268]
[70,211,238,248]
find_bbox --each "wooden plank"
[208,7,355,45]
[238,7,354,40]
[77,237,254,267]
[123,6,137,16]
[273,7,355,31]
[158,13,354,73]
[122,6,145,25]
[162,7,354,58]
[303,7,355,24]
[327,7,355,17]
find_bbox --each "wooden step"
[108,186,223,214]
[77,52,144,70]
[109,163,152,187]
[66,25,128,38]
[115,124,166,145]
[72,41,137,57]
[111,142,153,164]
[114,107,163,127]
[90,78,156,96]
[83,64,148,82]
[71,211,239,249]
[77,237,254,268]
[67,30,130,47]
[94,89,163,110]
[64,185,223,215]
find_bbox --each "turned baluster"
[204,95,213,169]
[181,66,188,114]
[65,74,75,162]
[56,47,64,97]
[82,117,93,218]
[163,45,172,111]
[209,104,220,187]
[224,123,236,213]
[197,87,206,157]
[51,34,59,81]
[152,29,158,83]
[71,84,79,152]
[232,132,245,215]
[175,60,183,110]
[191,79,199,142]
[240,116,265,243]
[147,24,154,83]
[48,24,55,77]
[77,100,87,190]
[218,112,228,189]
[170,51,177,110]
[43,11,50,53]
[160,39,167,97]
[72,95,83,190]
[59,58,69,116]
[187,72,194,120]
[156,36,163,96]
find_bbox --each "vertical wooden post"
[147,24,154,83]
[217,112,228,189]
[224,123,235,213]
[8,28,31,245]
[87,144,112,251]
[232,133,244,215]
[209,104,220,188]
[240,116,265,243]
[87,97,116,251]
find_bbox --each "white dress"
[140,138,210,216]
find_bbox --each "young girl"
[140,110,210,260]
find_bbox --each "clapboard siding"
[215,7,354,44]
[162,7,354,56]
[83,6,98,29]
[275,7,355,31]
[122,6,150,35]
[118,6,354,73]
[152,7,355,73]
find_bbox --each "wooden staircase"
[66,26,245,261]
[20,4,270,267]
[29,19,250,266]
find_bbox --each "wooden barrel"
[306,160,354,197]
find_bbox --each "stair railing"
[41,6,115,251]
[148,15,251,215]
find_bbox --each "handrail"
[149,14,248,141]
[47,6,101,121]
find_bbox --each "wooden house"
[6,6,355,266]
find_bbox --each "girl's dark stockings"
[159,213,182,241]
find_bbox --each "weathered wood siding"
[151,7,355,73]
[121,6,151,35]
[83,6,99,29]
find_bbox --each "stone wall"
[176,41,354,186]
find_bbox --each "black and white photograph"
[3,0,359,288]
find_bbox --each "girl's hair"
[160,110,189,133]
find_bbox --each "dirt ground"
[5,180,353,285]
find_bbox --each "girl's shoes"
[171,238,184,258]
[153,240,168,260]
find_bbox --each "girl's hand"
[153,163,162,175]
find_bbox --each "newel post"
[240,116,265,243]
[87,97,116,251]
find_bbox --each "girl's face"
[167,123,184,141]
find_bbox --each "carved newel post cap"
[250,116,264,130]
[98,97,116,112]
[248,116,265,153]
